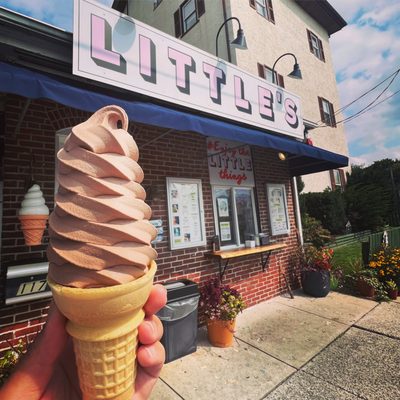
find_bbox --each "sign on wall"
[207,137,255,186]
[166,178,206,250]
[266,183,290,236]
[73,0,303,139]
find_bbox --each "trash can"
[157,279,199,363]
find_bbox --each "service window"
[207,137,258,248]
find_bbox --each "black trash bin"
[157,279,199,363]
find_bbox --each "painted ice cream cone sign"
[18,184,49,246]
[47,106,158,400]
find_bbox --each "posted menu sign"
[166,178,206,250]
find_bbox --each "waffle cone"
[19,214,48,246]
[48,261,157,400]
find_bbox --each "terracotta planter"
[357,279,375,298]
[206,318,235,348]
[388,289,398,300]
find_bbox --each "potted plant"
[385,280,398,300]
[300,245,334,297]
[199,278,245,348]
[356,269,380,298]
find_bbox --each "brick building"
[0,1,347,354]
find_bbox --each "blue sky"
[0,0,399,166]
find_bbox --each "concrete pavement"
[150,291,400,400]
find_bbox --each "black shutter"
[318,97,325,123]
[174,9,181,38]
[307,29,314,53]
[197,0,205,18]
[267,0,275,23]
[339,169,346,190]
[329,170,336,190]
[257,63,266,78]
[249,0,256,9]
[318,38,325,61]
[329,101,336,127]
[277,73,285,88]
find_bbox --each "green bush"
[300,189,347,234]
[302,214,331,248]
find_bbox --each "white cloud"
[329,0,400,164]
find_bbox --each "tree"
[345,159,400,229]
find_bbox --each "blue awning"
[0,61,348,176]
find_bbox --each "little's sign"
[73,0,303,139]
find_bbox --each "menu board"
[266,183,290,236]
[166,178,206,249]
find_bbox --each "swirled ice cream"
[19,184,49,216]
[47,106,157,288]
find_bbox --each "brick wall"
[0,94,300,355]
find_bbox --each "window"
[307,29,325,61]
[249,0,275,23]
[330,169,345,191]
[318,96,336,127]
[257,63,284,87]
[174,0,205,38]
[213,187,258,247]
[153,0,163,9]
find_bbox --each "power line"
[317,68,400,127]
[334,69,399,125]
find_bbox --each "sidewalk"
[150,291,400,400]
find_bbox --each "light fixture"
[216,17,247,58]
[271,52,302,84]
[278,152,287,161]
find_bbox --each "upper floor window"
[257,63,284,87]
[174,0,205,38]
[330,169,345,191]
[318,96,336,127]
[153,0,163,10]
[249,0,275,23]
[307,29,325,61]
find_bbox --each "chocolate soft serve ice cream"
[47,106,158,400]
[48,105,157,288]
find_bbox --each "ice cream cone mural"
[47,106,158,400]
[18,184,49,246]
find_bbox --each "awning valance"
[0,62,348,176]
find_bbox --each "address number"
[16,279,48,296]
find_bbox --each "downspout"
[221,0,232,62]
[292,177,304,246]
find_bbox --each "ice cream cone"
[19,214,48,246]
[48,261,157,400]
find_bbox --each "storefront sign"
[207,138,255,186]
[73,0,303,139]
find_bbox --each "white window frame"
[182,0,197,33]
[212,185,258,249]
[255,0,267,17]
[321,98,334,126]
[263,65,277,84]
[310,31,322,59]
[333,170,341,187]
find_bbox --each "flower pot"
[206,318,235,348]
[388,289,398,300]
[301,270,330,298]
[357,279,375,298]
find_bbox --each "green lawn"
[331,242,363,275]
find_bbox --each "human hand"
[0,284,167,400]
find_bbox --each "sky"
[0,0,399,167]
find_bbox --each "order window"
[213,186,258,248]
